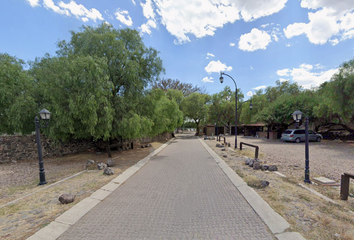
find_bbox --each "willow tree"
[0,53,37,134]
[55,23,164,139]
[30,55,114,141]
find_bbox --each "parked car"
[281,129,323,143]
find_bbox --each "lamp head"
[39,108,51,120]
[292,110,302,122]
[219,72,224,83]
[249,103,253,110]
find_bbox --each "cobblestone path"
[59,136,274,239]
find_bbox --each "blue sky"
[1,0,354,98]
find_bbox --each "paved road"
[58,135,274,239]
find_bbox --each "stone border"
[198,138,306,240]
[27,138,175,240]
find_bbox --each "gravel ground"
[222,135,354,182]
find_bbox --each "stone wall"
[0,132,173,164]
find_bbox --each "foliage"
[55,23,164,140]
[208,86,244,127]
[30,54,114,141]
[181,92,210,132]
[0,53,37,134]
[151,78,205,97]
[313,59,354,127]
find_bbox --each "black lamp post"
[35,108,51,185]
[292,110,311,184]
[220,72,238,149]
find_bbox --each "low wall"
[0,132,173,164]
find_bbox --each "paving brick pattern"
[59,136,274,239]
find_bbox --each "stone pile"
[245,158,278,171]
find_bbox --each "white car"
[281,129,323,143]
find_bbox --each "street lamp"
[292,110,311,184]
[35,108,51,185]
[220,72,238,149]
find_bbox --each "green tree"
[140,89,183,136]
[314,59,354,131]
[56,23,164,140]
[151,78,205,96]
[30,54,114,141]
[0,53,37,134]
[181,92,210,134]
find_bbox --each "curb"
[198,138,306,240]
[27,138,175,240]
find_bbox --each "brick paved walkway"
[58,135,274,239]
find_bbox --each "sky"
[1,0,354,99]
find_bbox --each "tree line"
[1,23,353,141]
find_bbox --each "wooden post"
[340,174,350,200]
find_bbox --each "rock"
[221,148,226,151]
[245,158,251,165]
[96,152,102,155]
[59,194,76,204]
[253,162,261,170]
[223,155,227,158]
[268,165,278,171]
[97,162,107,170]
[85,160,96,170]
[261,180,270,188]
[228,143,231,147]
[104,167,114,175]
[145,143,151,147]
[261,164,269,171]
[216,143,221,147]
[248,159,254,167]
[141,145,145,148]
[106,159,116,167]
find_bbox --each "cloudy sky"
[1,0,354,98]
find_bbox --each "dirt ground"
[203,137,354,240]
[0,142,164,240]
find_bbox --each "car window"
[284,130,292,134]
[294,130,305,134]
[308,130,314,134]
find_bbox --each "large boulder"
[59,194,76,204]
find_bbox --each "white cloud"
[284,1,354,45]
[253,85,267,90]
[299,63,313,70]
[58,1,103,22]
[230,42,235,47]
[132,0,136,6]
[202,77,214,83]
[247,91,253,97]
[140,0,157,35]
[250,65,254,70]
[207,53,215,57]
[277,63,338,89]
[140,20,157,35]
[141,0,287,44]
[277,68,290,76]
[115,9,133,26]
[205,60,232,74]
[43,0,69,15]
[279,78,289,82]
[238,28,271,51]
[26,0,40,7]
[42,0,104,22]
